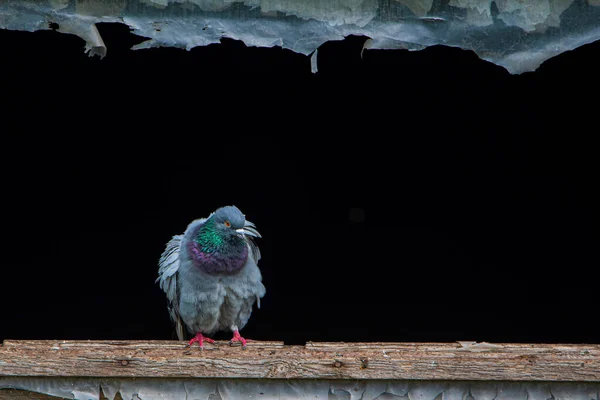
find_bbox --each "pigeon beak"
[236,220,262,238]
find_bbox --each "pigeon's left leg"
[188,332,215,350]
[229,326,248,349]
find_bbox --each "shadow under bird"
[157,205,265,349]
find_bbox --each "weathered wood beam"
[1,340,600,381]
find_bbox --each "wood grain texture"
[1,340,600,381]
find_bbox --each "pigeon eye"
[224,220,231,227]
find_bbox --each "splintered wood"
[1,340,600,381]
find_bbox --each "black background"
[1,22,598,345]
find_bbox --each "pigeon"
[157,205,265,349]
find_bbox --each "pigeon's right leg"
[188,332,215,350]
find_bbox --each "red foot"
[230,330,248,349]
[188,332,215,350]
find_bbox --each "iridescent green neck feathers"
[195,218,224,253]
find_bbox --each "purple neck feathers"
[187,240,248,275]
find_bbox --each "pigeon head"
[213,206,246,231]
[212,205,261,239]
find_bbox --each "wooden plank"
[1,340,600,381]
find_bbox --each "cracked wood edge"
[1,341,600,381]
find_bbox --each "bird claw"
[188,333,215,349]
[229,340,248,350]
[230,330,248,349]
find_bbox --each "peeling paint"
[1,378,599,400]
[1,0,600,73]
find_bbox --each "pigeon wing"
[243,219,262,263]
[157,234,185,340]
